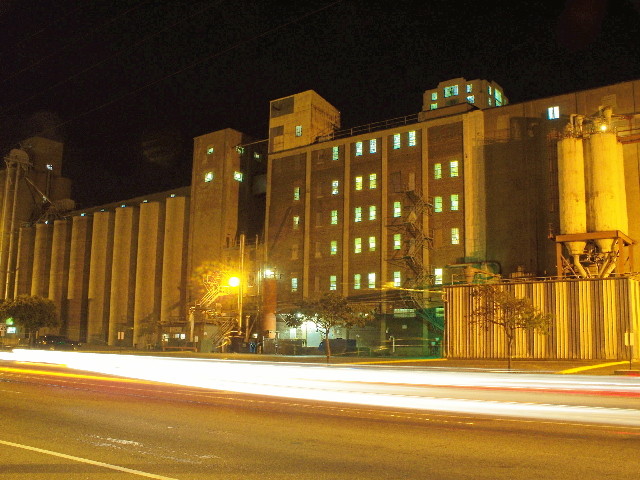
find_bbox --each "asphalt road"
[1,359,639,480]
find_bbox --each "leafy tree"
[470,285,552,369]
[282,293,373,362]
[0,295,58,344]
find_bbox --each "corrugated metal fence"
[445,277,640,360]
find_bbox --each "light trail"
[2,349,639,427]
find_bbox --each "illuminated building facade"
[1,78,639,359]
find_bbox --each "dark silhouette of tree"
[0,295,58,344]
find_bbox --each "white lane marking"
[0,439,180,480]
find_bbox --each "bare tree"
[470,285,552,369]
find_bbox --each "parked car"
[34,335,80,350]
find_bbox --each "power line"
[0,0,154,87]
[0,3,85,62]
[1,0,223,114]
[47,1,343,132]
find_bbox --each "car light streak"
[3,349,640,427]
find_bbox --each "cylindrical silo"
[161,196,188,327]
[49,219,71,330]
[87,211,114,344]
[133,201,163,348]
[31,222,53,298]
[14,226,35,297]
[557,136,587,256]
[586,131,628,252]
[67,215,92,342]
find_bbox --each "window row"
[292,229,460,254]
[203,171,243,183]
[329,131,418,161]
[290,271,405,292]
[433,160,459,179]
[433,194,460,212]
[300,201,404,228]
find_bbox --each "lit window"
[466,95,474,104]
[369,236,376,251]
[466,84,472,93]
[354,207,362,222]
[368,272,376,289]
[434,163,442,179]
[393,201,402,217]
[355,176,363,190]
[495,89,502,103]
[450,160,459,177]
[393,271,401,287]
[46,164,53,171]
[291,278,298,292]
[233,171,243,182]
[434,268,443,285]
[293,187,300,201]
[430,103,438,110]
[355,141,363,156]
[369,205,377,221]
[393,234,402,250]
[353,207,362,222]
[330,275,337,291]
[254,152,261,159]
[488,85,492,95]
[330,240,338,255]
[393,133,401,149]
[451,227,460,245]
[444,85,458,97]
[204,171,214,182]
[431,92,437,101]
[434,196,443,213]
[354,274,361,290]
[548,106,560,120]
[295,125,302,137]
[488,97,492,106]
[332,180,339,195]
[450,194,459,211]
[408,131,416,147]
[369,139,377,153]
[207,146,214,155]
[235,146,245,154]
[354,237,362,253]
[293,215,300,229]
[332,146,339,160]
[331,210,338,225]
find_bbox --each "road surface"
[1,354,639,479]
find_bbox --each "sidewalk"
[74,346,639,376]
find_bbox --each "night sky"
[0,0,639,208]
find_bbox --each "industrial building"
[1,77,639,359]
